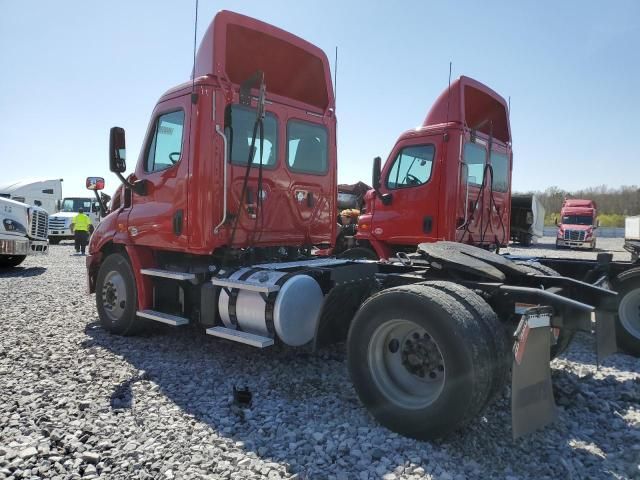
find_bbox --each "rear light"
[359,223,370,230]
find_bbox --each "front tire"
[347,284,493,440]
[48,238,61,245]
[95,253,143,335]
[0,255,26,268]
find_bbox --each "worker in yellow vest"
[70,208,92,255]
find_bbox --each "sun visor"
[195,10,333,111]
[423,76,510,143]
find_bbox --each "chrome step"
[206,326,274,348]
[211,277,280,293]
[141,268,196,281]
[137,309,189,326]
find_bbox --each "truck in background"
[555,198,597,249]
[356,76,513,260]
[0,178,63,214]
[0,197,49,267]
[510,194,545,246]
[48,196,102,244]
[85,11,620,440]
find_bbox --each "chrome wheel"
[367,319,445,409]
[101,270,127,322]
[618,287,640,340]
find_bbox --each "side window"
[42,189,54,194]
[225,105,278,167]
[12,196,25,203]
[145,110,185,172]
[490,152,510,192]
[386,145,435,189]
[287,120,328,174]
[463,142,486,186]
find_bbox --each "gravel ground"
[504,236,631,262]
[1,242,639,480]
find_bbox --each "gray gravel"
[504,236,631,262]
[1,242,639,480]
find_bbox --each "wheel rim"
[367,319,445,409]
[101,270,127,322]
[618,287,640,340]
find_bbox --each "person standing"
[71,207,91,255]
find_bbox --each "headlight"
[3,219,27,234]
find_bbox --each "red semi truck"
[355,76,512,260]
[555,198,598,249]
[343,79,638,357]
[86,10,620,439]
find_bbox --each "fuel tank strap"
[263,271,300,336]
[227,268,262,328]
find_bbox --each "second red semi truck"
[555,198,598,249]
[86,10,622,440]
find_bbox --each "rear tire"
[421,281,510,405]
[347,284,493,440]
[0,255,26,268]
[95,253,143,335]
[613,271,640,357]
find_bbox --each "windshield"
[562,215,593,225]
[61,198,93,212]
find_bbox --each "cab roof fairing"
[193,10,335,113]
[423,76,511,145]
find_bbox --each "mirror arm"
[114,172,147,196]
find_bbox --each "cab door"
[370,139,440,245]
[127,95,191,250]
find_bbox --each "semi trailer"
[86,10,620,440]
[0,178,63,214]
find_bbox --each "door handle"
[173,209,184,236]
[423,216,433,234]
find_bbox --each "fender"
[124,244,156,311]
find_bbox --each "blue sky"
[1,0,638,197]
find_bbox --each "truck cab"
[0,197,49,267]
[555,199,597,249]
[357,76,512,259]
[48,197,101,244]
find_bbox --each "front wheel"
[0,255,26,268]
[48,238,61,245]
[95,253,143,335]
[347,284,493,440]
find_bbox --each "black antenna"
[190,0,199,104]
[445,61,452,124]
[508,95,511,118]
[334,46,338,107]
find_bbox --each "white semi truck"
[0,197,49,267]
[47,197,102,244]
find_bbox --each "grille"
[29,210,49,240]
[563,230,585,241]
[48,217,68,229]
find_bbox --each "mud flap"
[511,307,556,439]
[594,309,618,364]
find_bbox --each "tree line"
[515,185,640,227]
